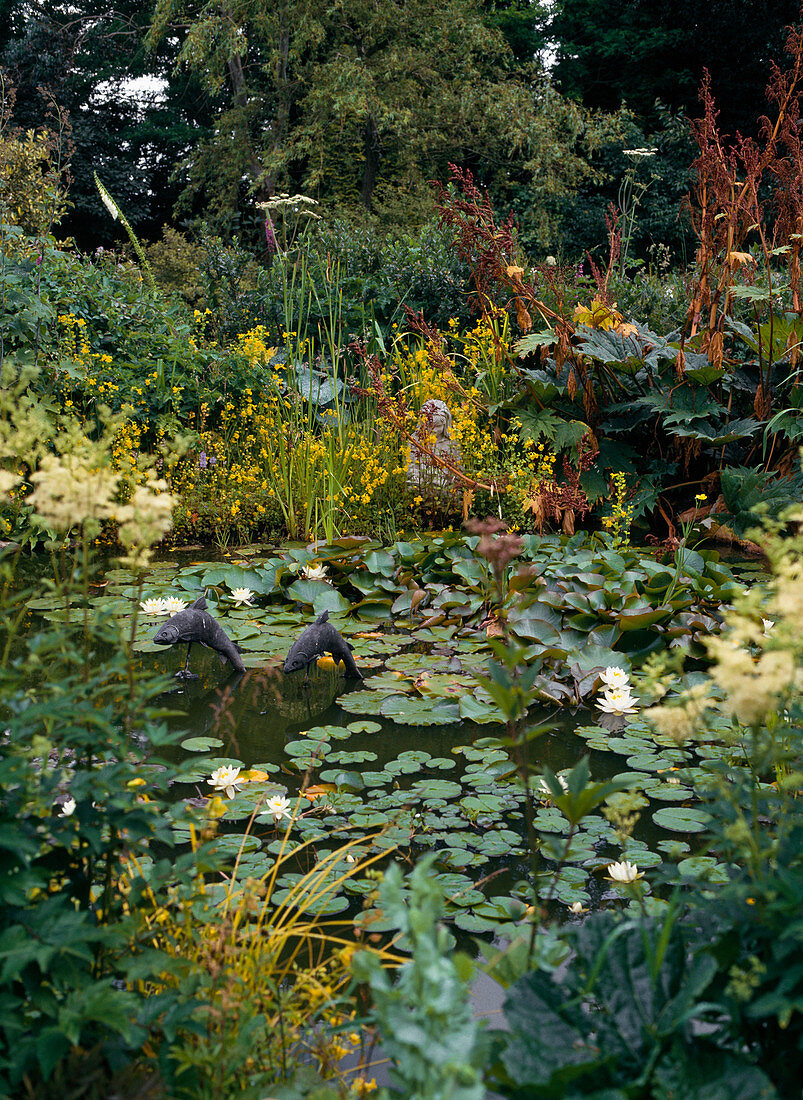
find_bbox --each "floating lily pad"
[320,769,365,792]
[648,783,694,802]
[415,673,468,699]
[410,779,463,800]
[271,888,350,915]
[347,720,382,734]
[180,735,224,752]
[326,750,378,765]
[460,793,506,817]
[359,770,393,787]
[677,856,730,883]
[385,755,423,775]
[626,753,679,772]
[379,694,460,726]
[338,691,385,715]
[208,833,262,855]
[286,579,352,613]
[459,695,506,724]
[285,737,329,755]
[307,724,352,741]
[348,809,391,828]
[652,805,712,833]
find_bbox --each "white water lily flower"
[536,774,569,800]
[59,797,76,817]
[301,562,329,582]
[600,666,630,690]
[265,794,292,822]
[208,765,243,799]
[230,587,254,605]
[568,900,588,914]
[606,860,644,883]
[597,687,639,715]
[762,618,774,636]
[164,596,188,614]
[140,597,169,615]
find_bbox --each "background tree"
[147,0,616,246]
[550,0,800,138]
[0,0,213,247]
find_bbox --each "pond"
[50,530,755,940]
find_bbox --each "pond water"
[25,534,762,937]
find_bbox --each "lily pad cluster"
[28,533,744,936]
[165,697,740,933]
[111,531,740,710]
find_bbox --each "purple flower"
[264,216,276,255]
[199,451,208,469]
[209,455,217,466]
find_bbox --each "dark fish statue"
[153,595,245,678]
[283,611,362,680]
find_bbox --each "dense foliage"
[2,6,803,1097]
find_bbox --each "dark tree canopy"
[550,0,800,137]
[0,0,214,246]
[147,0,609,243]
[4,0,800,257]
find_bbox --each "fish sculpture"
[153,595,246,677]
[283,610,362,680]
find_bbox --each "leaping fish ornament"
[153,595,245,677]
[283,611,362,680]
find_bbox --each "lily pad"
[459,695,506,724]
[285,738,329,758]
[180,735,224,752]
[379,694,461,726]
[347,719,382,734]
[208,833,262,855]
[652,805,712,833]
[308,724,353,741]
[287,579,352,613]
[410,779,463,800]
[326,750,378,765]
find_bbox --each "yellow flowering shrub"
[170,370,409,544]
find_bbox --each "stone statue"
[406,398,461,494]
